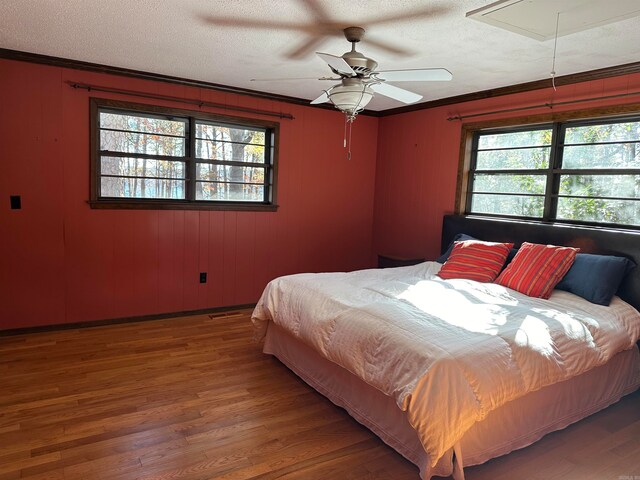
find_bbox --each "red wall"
[0,59,379,329]
[373,72,640,262]
[4,57,639,331]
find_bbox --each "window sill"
[88,200,279,212]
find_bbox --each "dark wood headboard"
[441,215,640,311]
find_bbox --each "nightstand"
[377,254,426,269]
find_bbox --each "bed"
[251,215,640,479]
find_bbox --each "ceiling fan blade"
[310,91,330,104]
[300,0,332,22]
[250,76,339,82]
[370,83,423,104]
[199,15,304,31]
[363,5,452,26]
[374,68,453,82]
[287,35,326,59]
[361,36,411,56]
[316,53,355,76]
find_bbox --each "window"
[90,99,278,210]
[466,115,640,228]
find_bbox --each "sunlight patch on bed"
[531,307,594,342]
[397,280,513,335]
[514,316,554,355]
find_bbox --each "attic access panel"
[467,0,640,41]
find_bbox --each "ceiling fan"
[253,27,452,122]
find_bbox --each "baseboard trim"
[0,303,256,337]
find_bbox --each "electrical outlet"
[10,195,21,209]
[199,272,207,283]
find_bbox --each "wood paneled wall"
[372,72,640,261]
[0,59,379,329]
[4,55,640,330]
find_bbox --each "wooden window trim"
[89,98,280,211]
[455,102,640,230]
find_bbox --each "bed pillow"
[555,253,636,306]
[437,240,514,283]
[505,247,518,266]
[435,234,478,263]
[495,242,579,299]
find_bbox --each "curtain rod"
[68,82,295,120]
[447,89,640,121]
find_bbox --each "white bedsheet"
[251,262,640,466]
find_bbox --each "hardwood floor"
[1,310,638,480]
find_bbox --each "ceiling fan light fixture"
[328,83,374,121]
[300,27,452,124]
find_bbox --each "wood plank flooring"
[1,310,638,480]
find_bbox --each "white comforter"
[251,262,640,466]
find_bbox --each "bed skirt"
[263,321,640,479]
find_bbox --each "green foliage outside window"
[470,119,640,227]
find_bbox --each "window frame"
[465,123,556,220]
[89,98,279,211]
[457,103,640,231]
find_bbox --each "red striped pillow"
[437,240,514,283]
[495,242,579,299]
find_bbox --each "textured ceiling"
[1,0,639,111]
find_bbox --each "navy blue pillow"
[555,253,636,306]
[435,234,477,263]
[505,247,518,265]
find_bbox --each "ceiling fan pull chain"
[348,120,353,161]
[344,114,348,149]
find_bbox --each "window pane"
[95,106,277,207]
[476,147,550,170]
[562,143,640,169]
[557,198,640,226]
[101,177,185,199]
[196,139,265,163]
[100,130,185,156]
[100,112,186,136]
[560,174,640,199]
[474,174,546,194]
[101,157,185,178]
[470,194,544,217]
[478,129,552,149]
[196,123,265,145]
[196,164,265,183]
[196,182,264,202]
[565,121,640,144]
